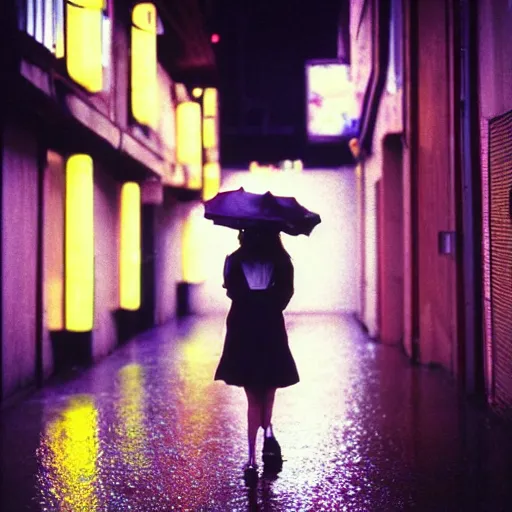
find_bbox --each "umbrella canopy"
[204,187,321,236]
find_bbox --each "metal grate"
[489,110,512,418]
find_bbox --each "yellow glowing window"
[203,88,218,118]
[66,0,104,93]
[65,155,94,332]
[119,183,141,311]
[176,101,202,189]
[182,206,206,284]
[203,118,217,149]
[22,0,65,58]
[131,3,158,128]
[202,162,220,201]
[177,102,202,164]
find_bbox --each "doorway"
[378,134,404,345]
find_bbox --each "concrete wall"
[478,0,512,401]
[349,0,373,110]
[1,127,130,400]
[1,124,39,399]
[0,0,201,405]
[351,0,461,376]
[359,99,402,339]
[42,151,65,379]
[192,168,358,315]
[93,162,121,359]
[154,191,183,324]
[349,0,403,338]
[413,0,458,370]
[1,126,186,403]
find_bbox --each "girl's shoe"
[243,463,258,487]
[262,436,283,473]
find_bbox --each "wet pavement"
[1,314,512,512]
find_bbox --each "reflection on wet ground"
[1,314,512,511]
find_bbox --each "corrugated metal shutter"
[489,110,512,418]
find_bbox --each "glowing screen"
[306,61,359,141]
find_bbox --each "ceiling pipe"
[357,0,391,156]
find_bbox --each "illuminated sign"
[202,118,217,149]
[120,183,141,310]
[182,206,207,283]
[306,60,359,141]
[65,155,94,332]
[176,101,202,189]
[131,3,158,128]
[203,88,218,118]
[66,0,104,92]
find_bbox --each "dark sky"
[211,0,344,134]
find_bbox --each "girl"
[214,228,299,484]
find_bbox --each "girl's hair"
[238,228,291,261]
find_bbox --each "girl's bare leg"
[260,388,282,472]
[261,388,277,437]
[244,387,263,466]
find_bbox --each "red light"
[211,33,220,44]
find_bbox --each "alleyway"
[1,314,512,512]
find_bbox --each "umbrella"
[203,187,321,236]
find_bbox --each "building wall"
[0,0,210,404]
[414,0,458,370]
[93,161,121,360]
[401,0,416,359]
[349,0,373,107]
[2,136,129,398]
[350,0,371,328]
[349,0,403,338]
[42,150,65,379]
[478,0,512,405]
[351,0,461,376]
[360,95,402,339]
[379,134,404,345]
[154,192,183,325]
[1,123,39,399]
[1,120,184,403]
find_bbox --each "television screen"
[306,60,359,142]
